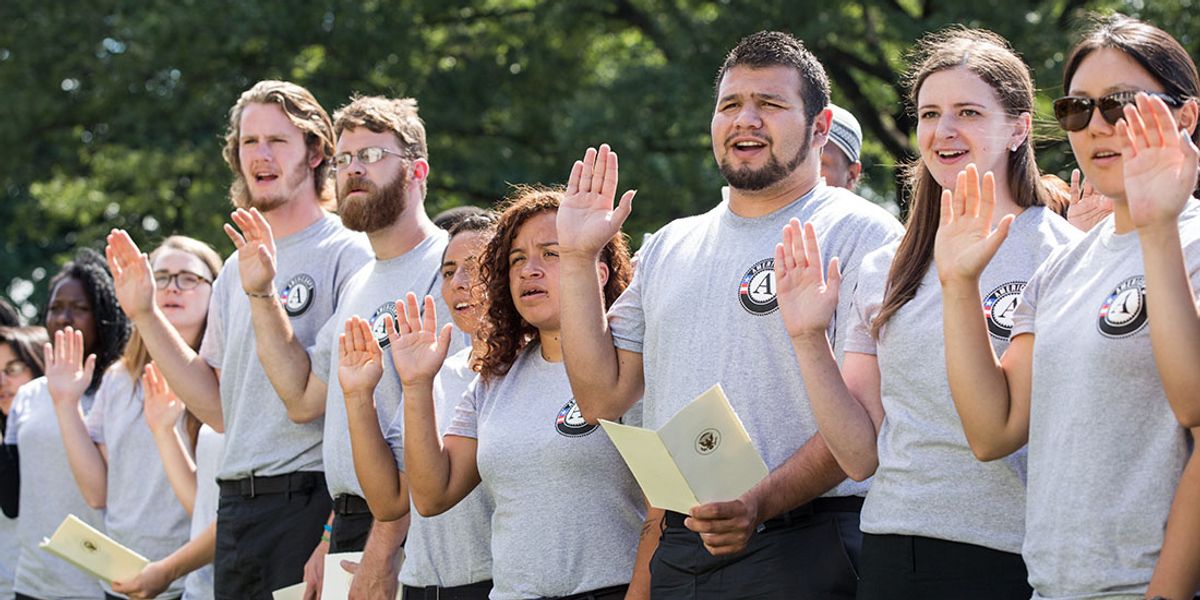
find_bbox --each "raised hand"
[774,219,841,338]
[558,144,637,259]
[45,327,96,407]
[934,164,1014,286]
[1118,93,1200,231]
[1065,168,1113,232]
[338,316,385,399]
[386,292,452,387]
[142,362,184,435]
[105,229,157,320]
[224,207,277,295]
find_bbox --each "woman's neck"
[538,329,562,362]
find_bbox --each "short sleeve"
[4,383,34,445]
[199,265,229,369]
[841,257,885,357]
[444,378,482,439]
[85,383,108,444]
[1010,263,1047,338]
[608,259,648,354]
[383,408,404,470]
[309,313,338,385]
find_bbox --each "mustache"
[340,175,376,195]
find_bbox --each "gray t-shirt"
[844,206,1079,553]
[310,231,452,499]
[608,183,901,497]
[1012,202,1200,599]
[200,213,371,479]
[86,364,191,599]
[3,377,105,599]
[183,425,222,600]
[387,347,493,588]
[444,346,643,599]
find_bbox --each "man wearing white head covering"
[821,103,863,190]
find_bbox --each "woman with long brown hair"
[49,235,221,599]
[937,14,1200,598]
[773,28,1078,597]
[341,186,648,599]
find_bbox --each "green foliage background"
[2,0,1196,319]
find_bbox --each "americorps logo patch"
[555,398,598,437]
[983,281,1025,340]
[279,274,316,317]
[738,258,778,315]
[368,301,398,348]
[1098,275,1147,338]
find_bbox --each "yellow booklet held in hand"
[601,383,769,514]
[39,514,148,584]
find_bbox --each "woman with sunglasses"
[774,28,1078,598]
[49,236,221,600]
[2,249,131,600]
[0,325,49,600]
[937,14,1200,598]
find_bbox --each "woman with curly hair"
[340,187,647,599]
[1,248,131,600]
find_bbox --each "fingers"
[784,218,805,270]
[355,316,381,353]
[939,188,952,228]
[339,559,359,575]
[438,323,453,356]
[952,169,967,217]
[1138,92,1171,149]
[980,171,997,224]
[578,146,598,195]
[827,256,842,291]
[222,223,246,249]
[801,222,823,275]
[383,313,400,346]
[984,213,1016,257]
[566,160,583,196]
[963,165,981,218]
[615,189,636,225]
[404,292,422,334]
[688,500,742,521]
[1116,117,1137,160]
[82,353,96,383]
[600,147,618,201]
[421,295,438,335]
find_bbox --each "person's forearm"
[248,294,326,423]
[558,255,636,422]
[790,334,879,481]
[626,506,662,599]
[402,381,466,516]
[345,389,409,521]
[161,522,217,581]
[1140,225,1200,427]
[356,519,408,577]
[53,402,108,509]
[131,308,222,427]
[746,433,847,523]
[941,280,1024,460]
[1147,430,1200,599]
[150,426,198,515]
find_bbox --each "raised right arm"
[106,230,222,428]
[557,144,644,422]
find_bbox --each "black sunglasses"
[1053,90,1184,132]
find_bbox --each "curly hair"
[47,248,131,395]
[221,80,336,210]
[474,186,631,381]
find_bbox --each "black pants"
[213,472,332,599]
[855,533,1031,600]
[330,506,374,553]
[402,580,493,600]
[650,503,862,599]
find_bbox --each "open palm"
[558,144,636,258]
[338,316,385,398]
[775,219,841,338]
[1118,93,1200,230]
[225,207,278,295]
[142,363,184,434]
[45,327,95,406]
[105,230,157,320]
[386,292,451,387]
[934,165,1013,286]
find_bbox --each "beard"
[337,173,406,233]
[719,126,812,191]
[242,157,312,212]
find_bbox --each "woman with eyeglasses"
[774,28,1079,598]
[936,14,1200,598]
[0,325,49,600]
[1,249,131,600]
[49,236,221,600]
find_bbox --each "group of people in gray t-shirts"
[3,12,1200,600]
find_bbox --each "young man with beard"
[105,80,373,598]
[556,32,902,597]
[233,95,456,598]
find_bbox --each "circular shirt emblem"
[738,258,778,316]
[555,398,597,437]
[1098,276,1147,338]
[983,281,1025,340]
[279,274,316,317]
[695,428,721,455]
[368,301,397,349]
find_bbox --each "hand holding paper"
[39,514,149,584]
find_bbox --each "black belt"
[546,584,629,600]
[664,496,864,531]
[334,493,371,516]
[218,471,324,499]
[401,580,492,600]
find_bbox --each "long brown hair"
[0,326,50,378]
[474,186,631,380]
[872,28,1049,338]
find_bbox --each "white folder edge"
[39,514,149,584]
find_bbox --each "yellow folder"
[39,514,149,584]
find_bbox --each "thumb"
[826,257,842,293]
[339,559,359,575]
[984,214,1015,257]
[83,354,97,381]
[438,324,453,358]
[614,189,636,226]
